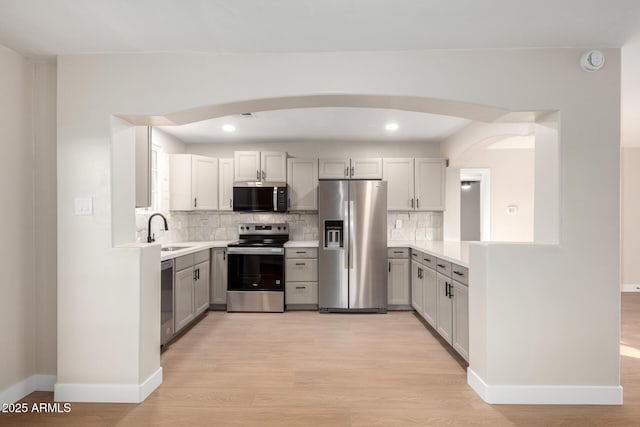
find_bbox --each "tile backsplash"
[136,210,442,244]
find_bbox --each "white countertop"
[159,239,469,267]
[389,240,470,267]
[160,240,233,261]
[284,240,319,248]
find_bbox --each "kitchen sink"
[161,246,192,252]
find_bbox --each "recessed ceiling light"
[222,124,236,132]
[385,123,399,131]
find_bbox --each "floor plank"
[3,294,640,426]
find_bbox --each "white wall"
[34,62,58,379]
[0,43,36,403]
[56,48,621,404]
[0,46,58,405]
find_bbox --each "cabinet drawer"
[286,282,318,305]
[451,263,469,285]
[194,249,210,265]
[286,258,318,282]
[435,259,452,276]
[419,253,436,270]
[387,248,409,258]
[286,248,318,259]
[175,254,194,271]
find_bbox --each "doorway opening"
[460,168,490,241]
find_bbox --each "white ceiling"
[2,0,638,144]
[0,0,639,57]
[157,107,471,144]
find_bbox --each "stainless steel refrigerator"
[318,180,388,313]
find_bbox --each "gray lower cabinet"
[174,267,195,333]
[452,280,469,361]
[436,272,453,343]
[421,266,437,327]
[194,260,210,315]
[210,248,228,309]
[410,260,423,313]
[411,248,469,362]
[285,247,318,309]
[435,261,469,362]
[174,249,210,334]
[388,248,410,309]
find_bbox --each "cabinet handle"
[418,267,422,279]
[445,282,449,297]
[262,170,266,180]
[229,199,232,208]
[411,253,417,257]
[344,167,349,177]
[193,270,197,281]
[350,166,355,177]
[257,170,260,180]
[449,283,454,299]
[295,251,307,254]
[288,198,291,208]
[416,199,420,209]
[393,251,403,254]
[295,262,306,266]
[437,263,446,268]
[295,286,306,290]
[411,198,414,208]
[223,250,226,261]
[388,262,391,272]
[194,197,197,208]
[453,271,464,276]
[423,258,431,263]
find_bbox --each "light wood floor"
[5,294,640,426]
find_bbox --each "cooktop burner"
[230,223,289,247]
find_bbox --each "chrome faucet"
[147,213,168,243]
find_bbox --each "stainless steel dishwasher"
[161,259,174,347]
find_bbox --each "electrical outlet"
[395,219,402,229]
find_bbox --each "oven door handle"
[227,247,285,255]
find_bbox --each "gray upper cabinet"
[318,158,383,180]
[218,158,234,211]
[287,158,318,210]
[384,157,446,211]
[414,158,446,211]
[234,151,286,182]
[383,158,414,210]
[135,126,151,208]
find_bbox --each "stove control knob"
[277,226,281,230]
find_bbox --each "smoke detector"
[580,50,605,72]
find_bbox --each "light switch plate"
[75,197,93,215]
[395,219,402,229]
[507,205,518,215]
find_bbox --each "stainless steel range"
[227,223,289,312]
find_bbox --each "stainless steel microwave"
[232,182,288,212]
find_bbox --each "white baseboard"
[467,368,623,405]
[0,374,57,405]
[622,283,640,292]
[54,367,162,403]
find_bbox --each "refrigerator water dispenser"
[324,220,344,249]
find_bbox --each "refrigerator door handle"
[344,200,350,269]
